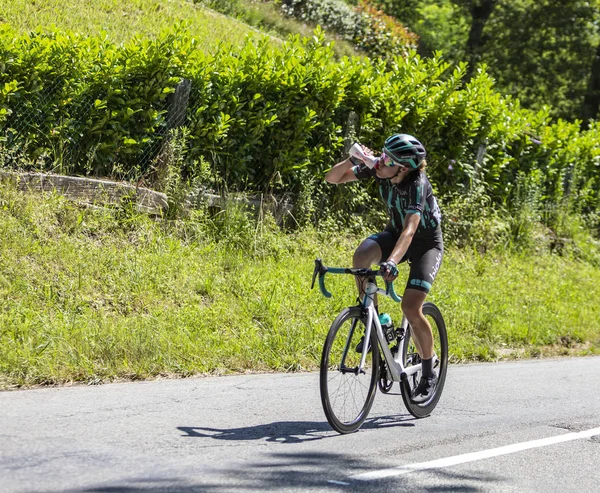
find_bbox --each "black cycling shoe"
[355,335,371,353]
[410,373,438,404]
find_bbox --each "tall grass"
[1,183,599,388]
[0,0,266,49]
[0,0,358,56]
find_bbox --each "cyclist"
[324,133,443,403]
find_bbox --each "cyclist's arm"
[325,158,359,184]
[387,213,420,264]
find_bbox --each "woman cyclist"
[325,133,443,403]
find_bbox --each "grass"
[1,184,599,389]
[0,0,270,50]
[0,0,358,56]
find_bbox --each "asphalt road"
[1,356,600,492]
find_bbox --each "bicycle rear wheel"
[320,307,379,434]
[400,302,448,418]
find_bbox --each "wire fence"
[0,76,360,193]
[0,78,195,187]
[0,78,305,222]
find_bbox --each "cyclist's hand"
[381,259,398,282]
[360,144,375,156]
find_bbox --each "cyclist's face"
[376,162,410,180]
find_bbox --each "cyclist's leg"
[352,238,380,301]
[401,246,444,360]
[401,289,432,358]
[352,229,397,303]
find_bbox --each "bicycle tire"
[400,302,448,418]
[320,307,380,434]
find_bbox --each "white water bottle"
[349,142,379,169]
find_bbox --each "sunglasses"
[379,150,412,169]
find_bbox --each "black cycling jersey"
[352,163,443,293]
[352,163,442,238]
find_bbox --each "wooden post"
[152,79,192,188]
[343,111,359,154]
[166,79,192,130]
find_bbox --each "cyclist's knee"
[402,290,426,321]
[402,303,421,323]
[353,239,381,268]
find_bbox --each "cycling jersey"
[352,163,442,239]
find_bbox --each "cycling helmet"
[383,133,426,169]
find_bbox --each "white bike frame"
[357,279,422,381]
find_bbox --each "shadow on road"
[177,414,416,443]
[72,450,502,492]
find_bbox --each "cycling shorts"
[367,227,443,294]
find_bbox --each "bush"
[1,25,599,226]
[279,0,417,58]
[0,25,195,178]
[184,32,346,192]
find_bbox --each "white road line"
[349,427,600,482]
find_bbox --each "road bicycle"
[311,258,448,434]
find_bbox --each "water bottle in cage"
[379,313,395,344]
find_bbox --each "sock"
[421,357,433,378]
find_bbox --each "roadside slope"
[1,186,599,389]
[0,0,270,49]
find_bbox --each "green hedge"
[1,25,599,215]
[0,25,194,178]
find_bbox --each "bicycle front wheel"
[400,302,448,418]
[320,307,380,434]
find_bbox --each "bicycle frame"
[311,258,423,382]
[357,279,422,382]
